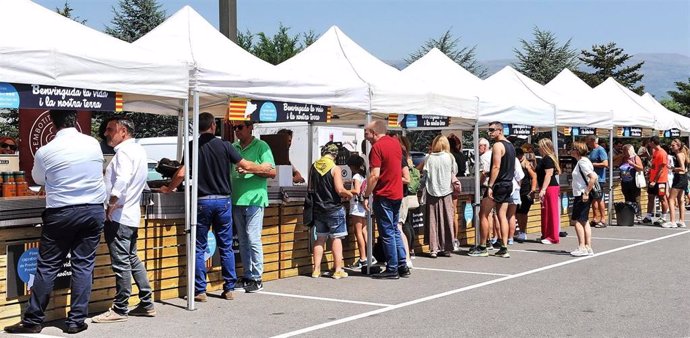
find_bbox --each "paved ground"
[4,223,689,338]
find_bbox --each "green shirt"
[231,137,275,207]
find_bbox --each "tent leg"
[365,112,373,274]
[608,131,614,226]
[473,123,480,247]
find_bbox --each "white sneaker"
[541,239,554,244]
[452,239,461,252]
[406,259,413,269]
[570,248,588,257]
[586,247,594,256]
[515,233,527,242]
[661,221,677,228]
[676,222,686,228]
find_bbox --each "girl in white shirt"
[569,141,599,257]
[346,154,371,267]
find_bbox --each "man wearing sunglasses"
[161,113,272,302]
[231,121,276,293]
[0,136,18,154]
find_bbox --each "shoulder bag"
[578,162,602,200]
[634,157,647,188]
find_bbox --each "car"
[410,151,426,167]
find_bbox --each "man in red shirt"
[643,136,669,226]
[363,120,409,279]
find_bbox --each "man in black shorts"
[470,122,515,258]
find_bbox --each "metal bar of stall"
[188,91,200,311]
[608,130,614,225]
[182,98,192,310]
[473,121,480,248]
[366,111,373,274]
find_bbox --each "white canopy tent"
[131,6,362,117]
[640,93,690,132]
[592,78,654,129]
[276,26,477,126]
[545,69,613,130]
[0,0,188,101]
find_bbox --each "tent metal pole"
[473,122,480,248]
[188,91,200,311]
[182,98,193,311]
[608,130,614,225]
[365,111,373,274]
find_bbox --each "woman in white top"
[424,135,458,257]
[346,154,371,267]
[569,141,599,256]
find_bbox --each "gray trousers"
[104,221,153,315]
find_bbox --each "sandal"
[594,222,607,228]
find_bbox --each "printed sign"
[504,124,532,136]
[561,193,569,215]
[464,203,473,225]
[6,241,71,299]
[401,115,450,128]
[0,82,119,111]
[616,127,642,137]
[564,127,597,136]
[659,128,681,138]
[228,99,331,123]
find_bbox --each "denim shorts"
[314,207,348,239]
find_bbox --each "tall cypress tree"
[406,29,486,78]
[575,42,645,94]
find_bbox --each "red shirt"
[369,135,403,200]
[649,147,668,184]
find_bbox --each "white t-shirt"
[350,173,366,217]
[572,157,595,197]
[513,158,525,192]
[480,150,492,185]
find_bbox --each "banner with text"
[386,114,451,128]
[563,127,597,137]
[504,124,532,136]
[6,241,71,299]
[0,82,120,111]
[228,99,331,123]
[616,127,642,137]
[659,128,681,138]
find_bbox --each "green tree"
[663,78,690,116]
[55,0,87,24]
[0,109,19,139]
[575,42,645,94]
[405,29,486,78]
[102,0,176,138]
[104,0,166,43]
[513,27,580,84]
[238,24,318,65]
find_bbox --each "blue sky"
[35,0,689,61]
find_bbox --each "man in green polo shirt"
[231,121,276,293]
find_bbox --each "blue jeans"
[233,206,264,281]
[373,197,406,272]
[196,197,236,294]
[314,207,348,239]
[104,221,153,315]
[24,204,104,328]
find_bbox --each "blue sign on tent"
[464,203,473,224]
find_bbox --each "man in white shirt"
[92,117,155,323]
[5,110,106,335]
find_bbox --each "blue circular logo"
[405,115,418,128]
[17,248,39,284]
[0,82,20,109]
[464,203,473,223]
[259,102,278,122]
[205,232,217,261]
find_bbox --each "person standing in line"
[484,121,515,258]
[514,148,537,242]
[536,138,561,245]
[665,139,688,228]
[161,113,271,302]
[276,129,305,184]
[310,143,353,279]
[362,120,410,279]
[231,121,276,292]
[586,136,609,228]
[346,154,371,268]
[469,138,496,257]
[5,110,106,335]
[507,154,525,245]
[92,116,156,323]
[642,136,669,226]
[423,135,458,258]
[391,133,412,267]
[618,144,643,221]
[448,135,466,252]
[569,141,598,256]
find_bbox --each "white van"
[135,137,179,181]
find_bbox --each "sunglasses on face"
[233,124,246,131]
[487,128,497,132]
[1,143,17,151]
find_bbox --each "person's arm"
[402,165,410,184]
[582,170,598,202]
[292,165,305,183]
[332,166,353,199]
[31,151,46,186]
[540,168,554,199]
[487,143,504,198]
[160,165,185,193]
[630,156,644,172]
[525,161,538,193]
[107,152,134,220]
[350,176,362,195]
[236,159,272,174]
[674,153,686,174]
[364,167,380,198]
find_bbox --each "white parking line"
[412,267,510,277]
[257,291,392,307]
[591,237,645,242]
[272,230,689,338]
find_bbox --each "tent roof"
[592,78,654,128]
[0,0,188,99]
[132,6,363,116]
[545,69,613,129]
[641,92,690,132]
[277,26,476,124]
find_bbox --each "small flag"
[388,114,399,128]
[326,107,332,123]
[228,99,250,121]
[115,93,123,112]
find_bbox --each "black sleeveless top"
[310,165,341,214]
[490,140,515,184]
[519,161,532,195]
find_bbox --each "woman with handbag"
[666,139,689,228]
[570,141,598,256]
[536,138,561,244]
[423,135,458,257]
[619,144,644,221]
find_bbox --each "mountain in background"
[386,53,690,100]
